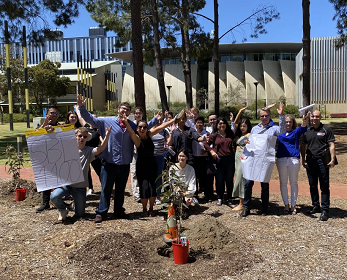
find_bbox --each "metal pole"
[23,26,30,128]
[166,85,172,106]
[254,82,259,119]
[5,21,13,131]
[17,136,23,155]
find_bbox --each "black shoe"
[307,206,321,214]
[319,210,329,221]
[36,204,50,213]
[241,208,250,217]
[114,212,128,219]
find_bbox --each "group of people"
[36,96,336,223]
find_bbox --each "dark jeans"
[96,162,130,216]
[215,155,235,200]
[205,173,215,200]
[42,189,51,206]
[243,180,270,212]
[306,155,330,211]
[193,156,208,193]
[88,157,102,189]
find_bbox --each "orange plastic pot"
[14,188,27,202]
[172,240,189,264]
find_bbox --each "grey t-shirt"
[71,146,97,188]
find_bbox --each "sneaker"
[94,214,103,223]
[36,204,50,213]
[216,199,222,206]
[87,189,94,196]
[58,209,68,222]
[155,198,161,205]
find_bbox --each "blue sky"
[60,0,339,43]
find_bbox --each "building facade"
[296,37,347,115]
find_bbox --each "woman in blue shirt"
[276,114,308,214]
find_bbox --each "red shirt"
[204,133,234,157]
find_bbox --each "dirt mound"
[186,215,230,251]
[68,232,148,280]
[0,179,41,206]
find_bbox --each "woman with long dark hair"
[65,110,81,128]
[204,117,235,206]
[120,113,175,217]
[232,118,252,211]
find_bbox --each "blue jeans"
[215,155,235,200]
[243,180,270,212]
[306,155,330,211]
[50,186,86,217]
[155,155,165,196]
[96,162,130,216]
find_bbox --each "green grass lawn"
[0,122,34,166]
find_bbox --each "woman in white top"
[169,149,196,206]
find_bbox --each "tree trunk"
[130,0,146,117]
[302,0,310,107]
[213,0,219,115]
[150,0,169,113]
[181,0,193,109]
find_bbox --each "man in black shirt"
[300,110,336,221]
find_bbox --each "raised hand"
[105,126,113,138]
[277,102,284,115]
[155,111,163,120]
[76,94,87,107]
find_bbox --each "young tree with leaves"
[28,60,70,112]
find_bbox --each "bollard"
[17,136,23,154]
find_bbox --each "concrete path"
[1,165,346,199]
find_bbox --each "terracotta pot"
[14,188,27,201]
[172,240,189,264]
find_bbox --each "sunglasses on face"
[49,111,59,115]
[260,115,269,118]
[138,125,147,129]
[77,135,88,138]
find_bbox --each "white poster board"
[241,134,277,183]
[26,127,83,192]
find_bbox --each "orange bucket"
[172,240,189,264]
[14,188,27,201]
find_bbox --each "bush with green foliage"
[2,113,34,123]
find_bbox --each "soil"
[0,122,346,279]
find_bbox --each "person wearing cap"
[50,126,111,222]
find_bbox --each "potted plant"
[5,144,26,201]
[159,162,192,264]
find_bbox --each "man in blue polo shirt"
[77,94,154,223]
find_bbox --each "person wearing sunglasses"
[50,126,111,222]
[241,103,285,217]
[119,113,176,217]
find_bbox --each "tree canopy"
[0,0,85,42]
[28,60,70,112]
[330,0,347,45]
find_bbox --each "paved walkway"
[1,165,347,199]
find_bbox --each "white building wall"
[121,64,198,108]
[262,60,284,104]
